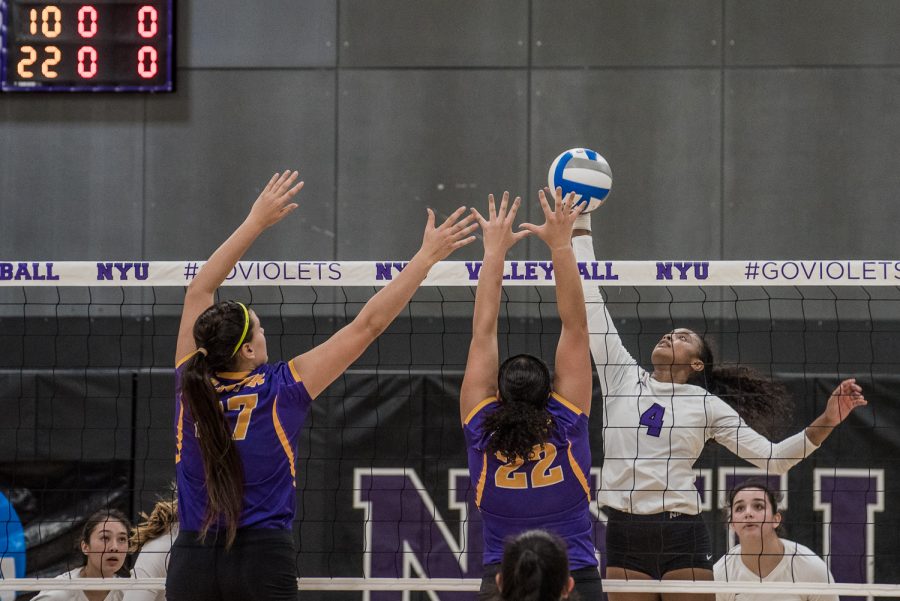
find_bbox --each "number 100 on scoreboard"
[1,0,173,92]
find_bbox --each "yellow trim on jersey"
[475,452,488,507]
[214,372,265,394]
[175,403,184,464]
[567,441,590,502]
[464,397,497,425]
[288,358,302,383]
[551,391,582,416]
[217,370,251,380]
[272,395,297,488]
[175,352,197,368]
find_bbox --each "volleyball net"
[1,259,899,600]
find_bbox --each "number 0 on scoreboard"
[1,0,173,92]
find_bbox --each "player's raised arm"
[175,170,303,364]
[519,188,591,414]
[805,378,868,445]
[294,206,478,399]
[459,192,529,422]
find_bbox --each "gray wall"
[3,0,900,262]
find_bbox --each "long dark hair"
[726,478,786,536]
[484,530,576,601]
[181,300,249,547]
[687,336,793,440]
[483,354,554,462]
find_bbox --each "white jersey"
[573,236,819,514]
[31,567,126,601]
[122,524,178,601]
[714,539,837,601]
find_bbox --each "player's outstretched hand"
[247,170,305,229]
[823,378,868,425]
[418,205,479,266]
[470,191,529,257]
[519,187,583,251]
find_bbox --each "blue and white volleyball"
[547,148,612,212]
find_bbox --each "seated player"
[714,480,837,601]
[33,509,131,601]
[123,496,179,601]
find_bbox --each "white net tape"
[2,578,900,595]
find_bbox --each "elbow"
[358,313,388,342]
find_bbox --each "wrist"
[482,249,507,262]
[243,214,269,233]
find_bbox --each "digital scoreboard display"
[1,0,173,92]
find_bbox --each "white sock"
[573,210,592,232]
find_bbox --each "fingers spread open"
[498,191,510,219]
[441,205,468,228]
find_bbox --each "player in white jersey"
[715,480,837,601]
[570,216,867,601]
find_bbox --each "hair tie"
[230,302,251,358]
[196,347,208,357]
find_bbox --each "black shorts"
[604,507,713,579]
[166,529,297,601]
[479,563,602,599]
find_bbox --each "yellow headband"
[230,302,251,358]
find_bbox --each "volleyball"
[547,148,612,213]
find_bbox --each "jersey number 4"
[494,443,564,489]
[639,403,665,437]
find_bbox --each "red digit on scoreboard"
[137,6,158,38]
[77,46,98,78]
[137,46,158,78]
[78,6,99,39]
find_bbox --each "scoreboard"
[1,0,173,92]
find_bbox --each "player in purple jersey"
[166,170,478,601]
[460,189,602,598]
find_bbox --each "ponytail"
[689,338,793,440]
[181,300,251,548]
[485,530,575,601]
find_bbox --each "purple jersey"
[464,393,597,569]
[175,357,313,531]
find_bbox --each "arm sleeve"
[709,398,820,475]
[572,236,642,397]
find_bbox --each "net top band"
[2,260,900,287]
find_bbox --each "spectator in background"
[33,509,131,601]
[714,480,837,601]
[123,498,178,601]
